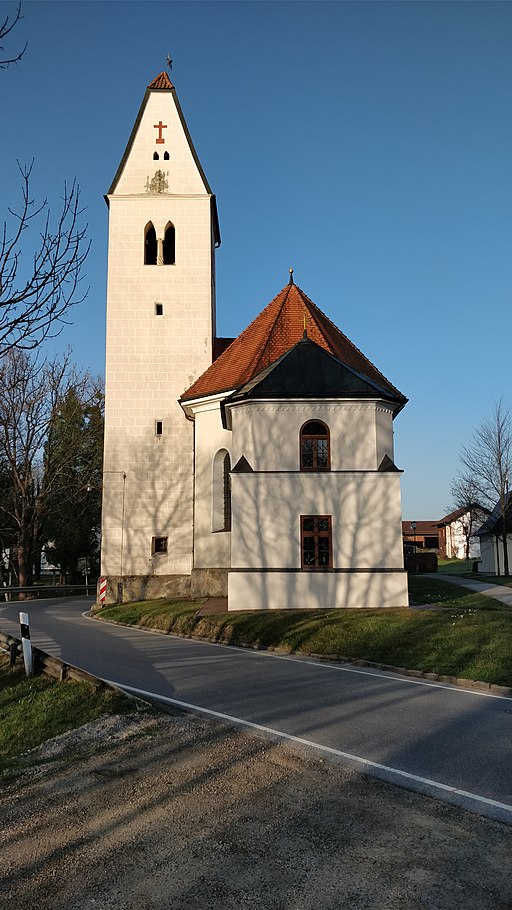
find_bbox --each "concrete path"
[421,573,512,607]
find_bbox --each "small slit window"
[144,222,157,265]
[212,449,231,532]
[155,420,163,436]
[300,420,330,471]
[163,222,175,265]
[155,303,164,316]
[152,536,168,555]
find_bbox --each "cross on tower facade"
[154,120,167,143]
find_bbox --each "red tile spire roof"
[148,72,174,90]
[181,283,406,403]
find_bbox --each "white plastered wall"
[101,88,216,578]
[229,400,395,472]
[226,398,407,609]
[189,397,232,569]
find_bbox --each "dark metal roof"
[224,337,405,406]
[474,492,512,536]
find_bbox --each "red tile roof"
[148,72,174,90]
[181,282,406,403]
[402,521,439,536]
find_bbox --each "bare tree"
[459,401,512,575]
[0,348,95,589]
[448,475,485,560]
[0,2,27,68]
[0,161,90,353]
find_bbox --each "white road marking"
[107,680,512,818]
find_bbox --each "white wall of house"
[445,517,482,559]
[478,534,512,575]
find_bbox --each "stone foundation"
[191,568,228,598]
[96,574,192,607]
[96,569,228,607]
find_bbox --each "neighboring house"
[474,493,512,575]
[402,521,439,551]
[437,505,490,560]
[100,71,409,610]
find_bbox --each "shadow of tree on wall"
[228,401,405,610]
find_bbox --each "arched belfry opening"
[163,222,176,265]
[144,222,157,265]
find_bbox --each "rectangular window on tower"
[301,516,333,570]
[155,420,163,436]
[155,303,164,316]
[152,537,168,555]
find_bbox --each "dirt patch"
[1,708,511,910]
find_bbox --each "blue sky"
[1,0,511,520]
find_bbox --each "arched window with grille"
[144,222,157,265]
[300,420,330,471]
[163,222,175,265]
[212,449,231,532]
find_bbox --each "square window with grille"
[152,536,168,555]
[301,515,332,570]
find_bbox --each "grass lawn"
[0,654,130,779]
[98,584,512,687]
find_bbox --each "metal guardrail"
[1,584,96,602]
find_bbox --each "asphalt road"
[2,596,512,825]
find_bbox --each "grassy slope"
[0,655,129,778]
[98,584,512,686]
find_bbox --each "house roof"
[224,336,400,403]
[402,521,439,537]
[475,492,512,536]
[437,504,490,528]
[181,282,407,413]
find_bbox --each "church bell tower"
[101,72,220,602]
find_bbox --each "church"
[100,72,409,610]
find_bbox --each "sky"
[1,0,511,520]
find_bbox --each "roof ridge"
[296,285,404,399]
[294,285,332,351]
[251,284,292,373]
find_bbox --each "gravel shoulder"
[1,707,511,910]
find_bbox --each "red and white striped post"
[19,611,33,676]
[98,577,107,606]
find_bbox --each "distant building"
[475,494,512,575]
[402,521,439,551]
[436,506,490,560]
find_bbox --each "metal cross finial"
[289,267,294,285]
[166,53,173,71]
